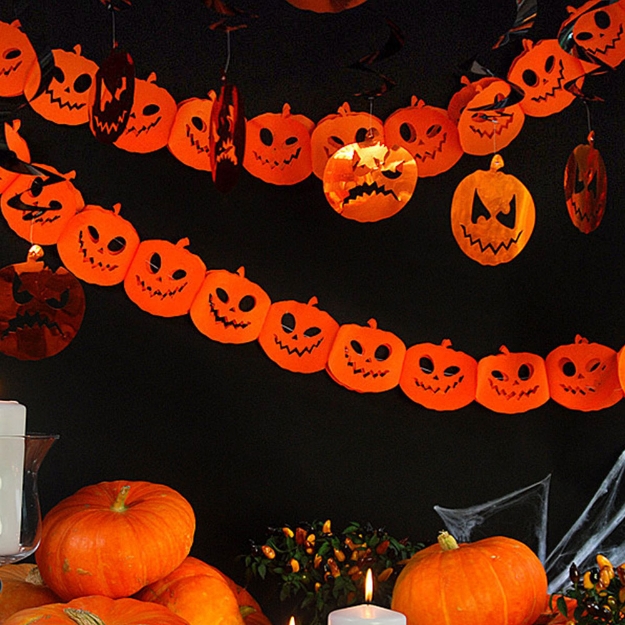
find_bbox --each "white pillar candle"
[0,401,26,555]
[328,604,406,625]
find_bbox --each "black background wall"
[2,0,625,620]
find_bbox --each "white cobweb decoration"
[433,449,625,594]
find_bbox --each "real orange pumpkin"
[0,563,60,622]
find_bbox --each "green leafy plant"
[243,520,422,625]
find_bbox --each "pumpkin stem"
[111,484,131,512]
[437,531,459,551]
[24,566,46,586]
[64,608,107,625]
[240,606,257,618]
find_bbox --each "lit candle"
[0,401,26,555]
[328,569,406,625]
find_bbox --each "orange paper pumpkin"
[448,77,525,156]
[546,335,623,411]
[285,0,367,12]
[0,256,85,360]
[508,39,587,117]
[0,20,37,97]
[1,164,84,245]
[258,296,339,373]
[57,203,140,286]
[311,102,384,179]
[564,133,607,233]
[190,266,271,344]
[0,120,31,195]
[167,93,216,171]
[114,73,177,153]
[244,103,314,185]
[476,345,550,413]
[450,154,535,265]
[124,238,206,317]
[323,140,417,222]
[24,45,98,126]
[399,339,477,411]
[383,96,463,177]
[326,318,406,393]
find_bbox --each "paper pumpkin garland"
[285,0,368,12]
[0,121,31,195]
[0,20,37,98]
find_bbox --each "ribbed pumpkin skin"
[35,481,196,601]
[0,564,60,622]
[391,535,547,625]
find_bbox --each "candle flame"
[365,568,373,603]
[289,617,295,625]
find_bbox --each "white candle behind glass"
[0,401,26,555]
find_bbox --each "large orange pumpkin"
[35,480,196,601]
[391,532,547,625]
[0,564,60,622]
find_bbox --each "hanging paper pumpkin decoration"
[310,102,384,179]
[399,339,477,411]
[113,72,177,153]
[1,164,84,245]
[123,238,206,317]
[326,318,406,393]
[448,77,525,156]
[243,103,314,185]
[507,39,587,118]
[167,92,216,171]
[0,251,85,360]
[56,203,140,286]
[190,266,271,344]
[0,20,37,97]
[383,96,463,177]
[323,140,417,222]
[285,0,367,12]
[450,154,535,265]
[23,45,98,126]
[89,46,135,144]
[209,77,246,193]
[476,345,550,413]
[0,120,31,195]
[257,296,339,373]
[546,335,622,411]
[564,131,607,233]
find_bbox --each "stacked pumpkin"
[0,480,272,625]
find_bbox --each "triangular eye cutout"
[575,167,585,194]
[496,194,516,229]
[471,189,491,223]
[587,170,598,197]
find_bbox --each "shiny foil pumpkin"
[450,154,535,265]
[0,20,37,97]
[326,318,406,393]
[190,266,271,344]
[323,140,417,222]
[383,96,463,177]
[0,120,31,195]
[285,0,368,12]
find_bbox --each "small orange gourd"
[0,564,60,622]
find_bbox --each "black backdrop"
[2,0,625,620]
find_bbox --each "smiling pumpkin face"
[0,20,38,97]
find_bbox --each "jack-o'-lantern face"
[311,102,384,179]
[167,92,216,171]
[399,339,477,411]
[190,267,270,344]
[0,256,85,360]
[476,346,550,413]
[326,318,406,393]
[114,72,177,153]
[244,103,314,185]
[0,120,31,194]
[123,238,206,317]
[57,203,140,286]
[383,96,463,177]
[24,45,98,126]
[323,140,417,222]
[448,77,525,156]
[0,20,37,97]
[508,39,586,117]
[1,165,84,245]
[546,335,622,411]
[564,133,607,233]
[451,154,535,265]
[258,296,339,373]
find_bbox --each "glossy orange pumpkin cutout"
[124,238,206,317]
[24,45,98,126]
[244,103,314,185]
[190,266,271,344]
[451,154,535,265]
[285,0,368,12]
[311,102,384,179]
[258,296,339,373]
[476,345,550,413]
[0,120,31,195]
[383,96,463,177]
[546,335,622,411]
[399,339,477,411]
[326,318,406,393]
[57,203,140,286]
[0,20,37,97]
